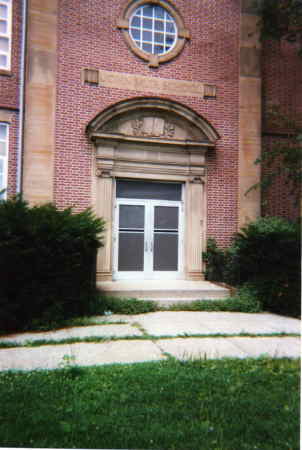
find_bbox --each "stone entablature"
[94,142,207,180]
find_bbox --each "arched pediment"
[87,98,219,148]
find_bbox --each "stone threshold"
[97,279,230,303]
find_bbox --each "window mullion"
[0,0,11,70]
[151,7,154,54]
[125,2,185,65]
[0,123,8,199]
[163,12,167,52]
[139,10,142,49]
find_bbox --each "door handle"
[145,241,153,252]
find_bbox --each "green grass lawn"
[0,358,299,450]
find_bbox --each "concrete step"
[97,280,230,304]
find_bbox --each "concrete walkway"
[0,312,300,371]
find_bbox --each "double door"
[114,198,183,279]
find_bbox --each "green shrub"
[204,218,300,317]
[0,196,105,333]
[165,285,262,313]
[226,217,300,317]
[202,238,227,282]
[99,295,158,314]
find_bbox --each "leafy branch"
[256,0,302,53]
[246,106,302,206]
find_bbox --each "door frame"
[88,98,219,282]
[113,196,184,280]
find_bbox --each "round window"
[117,0,190,67]
[129,4,177,56]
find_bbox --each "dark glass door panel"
[153,205,179,271]
[116,180,182,201]
[154,206,178,230]
[153,234,178,271]
[116,202,181,275]
[119,204,144,229]
[118,233,144,271]
[118,204,145,272]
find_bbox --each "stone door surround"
[87,97,219,281]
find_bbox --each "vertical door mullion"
[144,200,152,278]
[177,203,181,272]
[113,202,119,275]
[150,202,155,274]
[143,201,148,276]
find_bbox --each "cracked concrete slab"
[158,336,301,360]
[229,337,301,358]
[0,344,76,371]
[0,324,142,344]
[0,312,299,371]
[70,341,166,366]
[130,311,301,336]
[0,340,166,371]
[158,337,248,359]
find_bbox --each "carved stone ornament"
[164,121,175,138]
[131,117,175,138]
[96,168,112,178]
[131,119,144,136]
[190,176,205,184]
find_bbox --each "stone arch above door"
[87,98,219,282]
[87,97,220,147]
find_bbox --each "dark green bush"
[204,217,300,317]
[99,295,158,315]
[202,238,227,282]
[0,196,105,333]
[166,285,262,313]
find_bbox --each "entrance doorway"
[113,180,183,280]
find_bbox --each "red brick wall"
[55,0,241,247]
[6,113,19,196]
[0,0,22,196]
[262,40,302,220]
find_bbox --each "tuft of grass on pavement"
[0,358,299,450]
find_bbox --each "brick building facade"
[0,0,300,282]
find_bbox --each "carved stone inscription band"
[131,118,175,138]
[83,69,217,99]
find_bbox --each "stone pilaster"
[22,1,58,204]
[238,0,262,227]
[96,173,114,281]
[186,179,204,280]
